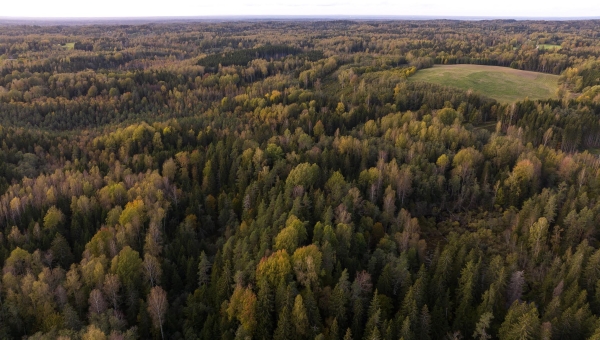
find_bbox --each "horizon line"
[1,15,600,22]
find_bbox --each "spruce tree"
[256,280,274,340]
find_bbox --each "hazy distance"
[1,0,599,20]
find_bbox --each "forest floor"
[410,64,560,103]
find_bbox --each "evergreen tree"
[198,251,212,287]
[498,301,540,340]
[273,304,293,340]
[473,312,493,340]
[256,280,275,340]
[452,259,481,335]
[330,318,340,340]
[292,295,309,339]
[418,305,432,340]
[330,269,350,331]
[302,287,322,337]
[343,328,353,340]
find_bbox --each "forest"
[1,18,600,339]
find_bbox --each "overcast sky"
[1,0,599,18]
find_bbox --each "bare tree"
[507,270,525,307]
[147,286,168,340]
[397,167,413,206]
[88,289,107,315]
[103,274,121,311]
[143,254,162,287]
[542,127,553,147]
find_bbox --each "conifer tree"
[330,269,351,331]
[273,304,293,340]
[330,318,340,340]
[292,295,309,339]
[498,301,540,340]
[343,328,353,340]
[418,305,432,340]
[198,251,212,287]
[255,280,275,340]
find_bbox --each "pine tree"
[400,286,418,330]
[376,264,394,297]
[198,251,212,287]
[586,249,600,294]
[302,287,322,337]
[382,322,394,340]
[352,296,366,339]
[330,318,340,340]
[273,304,293,340]
[400,316,414,340]
[365,326,381,340]
[498,301,540,340]
[418,305,432,340]
[477,265,507,318]
[453,259,481,335]
[473,312,493,340]
[50,233,74,269]
[256,279,274,340]
[364,308,381,340]
[330,269,350,331]
[216,260,232,305]
[367,290,381,320]
[292,295,309,339]
[430,289,451,339]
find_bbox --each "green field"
[410,64,559,103]
[538,44,562,50]
[59,42,75,50]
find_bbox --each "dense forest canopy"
[1,19,600,340]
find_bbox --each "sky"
[1,0,599,19]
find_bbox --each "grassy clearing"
[60,42,75,50]
[409,64,559,103]
[538,44,562,50]
[474,121,498,132]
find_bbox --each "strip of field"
[60,42,75,50]
[538,44,562,50]
[409,64,559,103]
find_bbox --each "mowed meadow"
[410,64,560,103]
